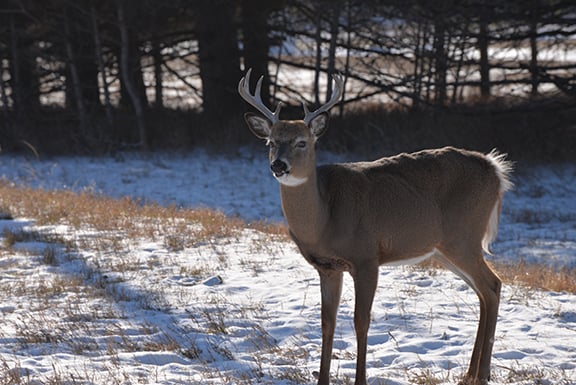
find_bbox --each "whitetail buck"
[239,69,512,385]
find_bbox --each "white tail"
[483,150,514,254]
[239,69,512,385]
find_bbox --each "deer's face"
[238,69,341,187]
[244,113,328,187]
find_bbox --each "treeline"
[0,0,575,154]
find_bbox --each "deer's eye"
[295,141,307,149]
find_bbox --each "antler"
[302,73,344,125]
[238,68,282,124]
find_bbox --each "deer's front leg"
[352,265,379,385]
[317,270,343,385]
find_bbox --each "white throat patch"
[274,173,308,187]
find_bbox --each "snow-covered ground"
[0,149,575,384]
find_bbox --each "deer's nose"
[270,159,288,175]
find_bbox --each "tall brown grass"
[0,181,573,293]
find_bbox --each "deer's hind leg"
[435,247,501,384]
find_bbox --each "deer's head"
[239,69,343,187]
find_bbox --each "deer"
[238,69,512,385]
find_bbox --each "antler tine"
[303,73,344,125]
[238,68,281,124]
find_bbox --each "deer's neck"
[279,167,328,246]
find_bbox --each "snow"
[0,149,575,384]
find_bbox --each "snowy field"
[0,149,575,384]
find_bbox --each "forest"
[0,0,575,158]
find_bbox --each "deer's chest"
[289,230,354,273]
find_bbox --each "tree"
[195,0,242,120]
[0,0,575,154]
[478,15,491,99]
[117,0,148,149]
[7,11,40,117]
[241,0,274,106]
[90,1,115,132]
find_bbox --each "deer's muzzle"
[270,159,288,177]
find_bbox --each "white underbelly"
[384,249,436,266]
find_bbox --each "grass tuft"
[497,262,576,293]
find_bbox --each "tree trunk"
[115,1,148,112]
[433,18,447,106]
[478,18,491,100]
[0,63,9,111]
[117,0,148,150]
[0,57,11,143]
[91,1,115,132]
[64,11,89,137]
[152,40,163,109]
[9,14,40,117]
[412,20,425,110]
[63,5,100,116]
[529,18,539,97]
[313,6,322,105]
[241,0,271,106]
[196,0,242,120]
[451,32,466,105]
[339,0,352,116]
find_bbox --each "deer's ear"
[308,112,329,139]
[244,113,272,139]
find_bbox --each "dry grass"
[0,181,573,296]
[496,261,576,294]
[0,180,268,248]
